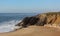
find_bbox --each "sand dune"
[0,26,60,36]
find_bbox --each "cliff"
[16,12,60,29]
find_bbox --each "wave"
[0,20,22,33]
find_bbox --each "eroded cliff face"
[15,12,60,29]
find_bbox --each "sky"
[0,0,60,13]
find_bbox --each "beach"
[0,26,60,36]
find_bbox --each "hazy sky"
[0,0,60,13]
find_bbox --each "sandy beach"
[0,26,60,36]
[0,0,60,36]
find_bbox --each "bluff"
[15,12,60,29]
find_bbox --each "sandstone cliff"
[16,12,60,29]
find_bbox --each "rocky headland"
[15,12,60,29]
[0,12,60,36]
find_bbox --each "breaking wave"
[0,20,22,33]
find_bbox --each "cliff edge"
[16,12,60,29]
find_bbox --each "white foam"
[0,20,22,33]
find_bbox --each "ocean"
[0,13,38,33]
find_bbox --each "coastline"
[0,26,60,36]
[0,12,60,36]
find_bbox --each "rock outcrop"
[15,12,60,29]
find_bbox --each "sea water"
[0,13,37,33]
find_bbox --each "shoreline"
[0,26,60,36]
[0,12,60,36]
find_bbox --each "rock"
[15,16,39,27]
[15,12,60,29]
[35,14,47,26]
